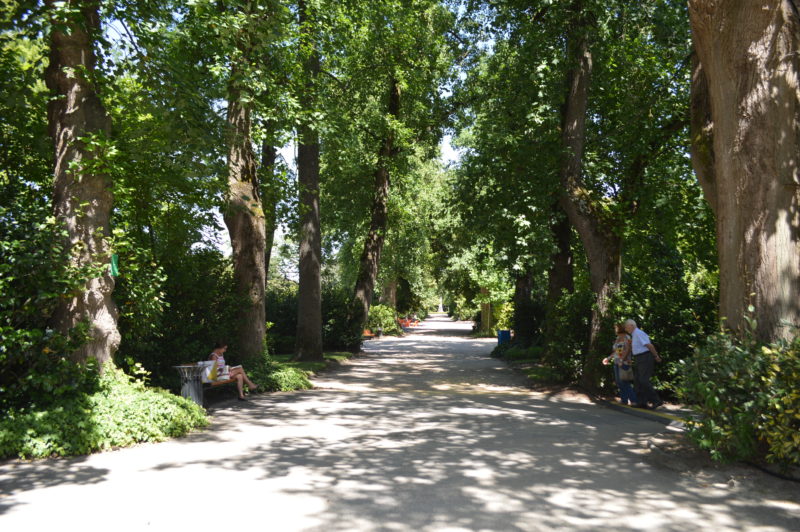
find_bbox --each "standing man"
[624,319,663,409]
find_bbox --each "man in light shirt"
[624,319,663,409]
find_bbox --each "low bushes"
[679,316,800,468]
[0,365,208,460]
[367,304,402,335]
[250,357,313,392]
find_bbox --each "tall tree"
[224,62,266,362]
[351,77,401,330]
[45,0,120,365]
[689,0,800,342]
[556,5,614,383]
[295,0,323,361]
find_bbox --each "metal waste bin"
[174,364,205,406]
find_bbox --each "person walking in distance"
[624,319,663,409]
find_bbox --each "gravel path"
[1,315,798,531]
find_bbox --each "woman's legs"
[230,367,257,392]
[235,373,245,399]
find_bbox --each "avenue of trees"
[1,1,798,465]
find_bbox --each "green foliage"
[115,248,241,390]
[543,287,594,383]
[367,304,401,335]
[265,277,299,354]
[492,301,513,331]
[249,357,313,393]
[679,317,800,467]
[0,30,111,411]
[0,365,207,459]
[321,283,363,351]
[492,343,543,363]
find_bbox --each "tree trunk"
[557,15,622,387]
[260,129,279,286]
[45,0,120,365]
[223,72,266,362]
[688,1,800,342]
[479,287,493,333]
[295,0,323,361]
[381,279,398,309]
[513,269,536,347]
[351,78,401,331]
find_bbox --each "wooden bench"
[363,329,375,340]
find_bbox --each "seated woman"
[209,342,258,401]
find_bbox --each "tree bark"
[224,70,266,362]
[351,78,401,331]
[45,0,120,365]
[295,0,323,361]
[688,0,800,341]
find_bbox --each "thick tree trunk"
[689,1,800,341]
[351,78,401,331]
[45,0,120,365]
[557,19,622,387]
[224,75,266,362]
[295,0,323,361]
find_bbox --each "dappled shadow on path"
[0,456,109,515]
[161,388,800,531]
[2,321,799,530]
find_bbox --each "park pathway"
[1,315,799,531]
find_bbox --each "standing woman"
[210,342,258,401]
[603,324,637,405]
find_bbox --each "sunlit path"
[1,315,798,531]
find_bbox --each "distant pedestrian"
[602,323,637,405]
[624,319,663,409]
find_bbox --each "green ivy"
[0,365,207,459]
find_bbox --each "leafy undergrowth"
[0,366,208,460]
[252,352,356,392]
[491,343,567,386]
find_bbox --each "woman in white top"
[210,342,258,401]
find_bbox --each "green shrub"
[679,315,800,467]
[0,365,208,459]
[367,304,402,335]
[322,283,363,351]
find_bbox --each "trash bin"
[497,329,511,345]
[174,364,205,406]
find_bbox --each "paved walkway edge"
[597,399,687,431]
